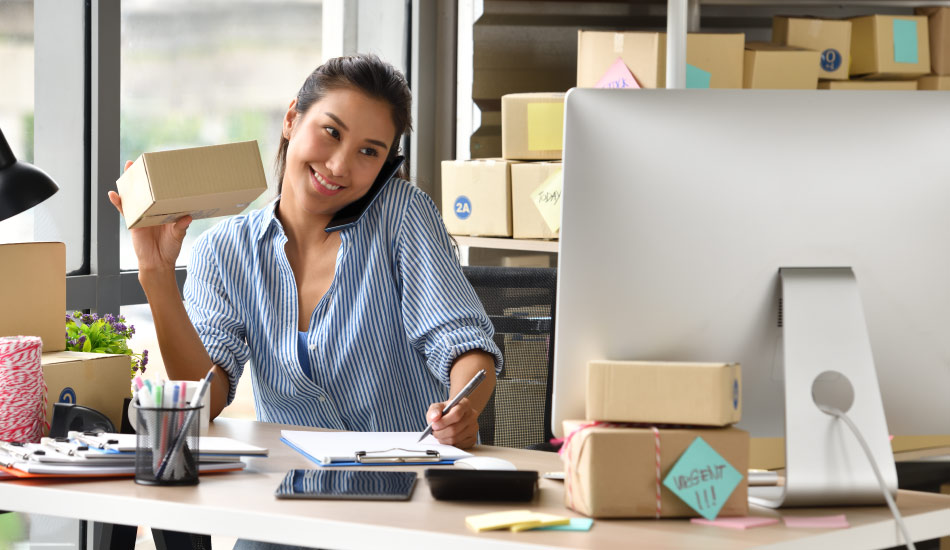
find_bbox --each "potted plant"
[65,311,148,378]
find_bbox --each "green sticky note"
[662,437,743,521]
[536,518,594,531]
[893,19,919,64]
[686,64,711,89]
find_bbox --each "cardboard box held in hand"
[116,140,267,229]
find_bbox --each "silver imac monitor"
[552,89,950,507]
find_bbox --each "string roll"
[0,336,48,443]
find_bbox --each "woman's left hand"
[425,397,479,449]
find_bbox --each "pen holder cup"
[133,404,203,486]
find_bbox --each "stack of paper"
[465,510,571,532]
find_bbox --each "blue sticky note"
[662,437,743,521]
[536,518,594,531]
[686,64,711,89]
[893,19,919,64]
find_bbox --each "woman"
[109,54,501,449]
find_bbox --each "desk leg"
[152,529,212,550]
[90,522,136,550]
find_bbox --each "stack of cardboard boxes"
[561,360,749,519]
[442,92,564,242]
[0,242,131,437]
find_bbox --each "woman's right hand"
[107,160,193,274]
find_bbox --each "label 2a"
[454,196,472,220]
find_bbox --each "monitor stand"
[749,267,897,508]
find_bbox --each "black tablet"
[275,469,417,501]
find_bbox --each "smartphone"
[325,155,405,232]
[425,469,538,502]
[274,469,417,501]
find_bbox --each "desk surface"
[2,419,950,549]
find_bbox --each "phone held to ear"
[325,155,405,232]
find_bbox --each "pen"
[155,367,216,479]
[417,369,487,443]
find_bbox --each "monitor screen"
[552,89,950,439]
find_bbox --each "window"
[119,0,324,269]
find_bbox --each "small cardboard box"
[772,17,852,80]
[850,15,930,78]
[42,351,131,435]
[440,159,516,237]
[562,420,749,518]
[587,360,741,426]
[916,7,950,75]
[501,93,565,161]
[743,42,821,89]
[116,141,267,229]
[919,75,950,90]
[0,242,66,352]
[511,161,561,240]
[576,31,745,89]
[819,80,918,90]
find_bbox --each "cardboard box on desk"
[587,360,741,426]
[116,141,267,229]
[772,17,852,81]
[576,31,744,89]
[850,15,930,78]
[917,7,950,75]
[561,420,749,518]
[441,159,517,237]
[0,242,66,352]
[42,351,131,435]
[819,80,917,90]
[511,161,560,240]
[501,93,565,161]
[743,42,820,89]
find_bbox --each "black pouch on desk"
[425,469,538,501]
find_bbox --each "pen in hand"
[417,369,487,443]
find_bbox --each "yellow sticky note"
[510,513,571,532]
[526,103,564,151]
[466,510,536,532]
[530,168,563,233]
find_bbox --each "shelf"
[454,235,560,253]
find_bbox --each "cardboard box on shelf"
[819,80,917,90]
[850,15,930,78]
[0,242,66,353]
[562,420,749,518]
[772,17,852,80]
[116,141,268,229]
[441,159,517,237]
[576,31,745,89]
[501,93,565,161]
[511,161,561,240]
[916,7,950,75]
[42,351,131,435]
[586,360,741,426]
[743,42,820,89]
[919,75,950,90]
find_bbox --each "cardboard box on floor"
[819,80,917,90]
[42,351,130,435]
[116,140,268,229]
[919,75,950,89]
[511,161,561,240]
[576,31,745,89]
[0,242,66,352]
[501,93,565,161]
[562,420,749,518]
[850,15,930,78]
[441,159,517,237]
[743,42,820,89]
[772,17,852,80]
[917,7,950,75]
[587,360,741,426]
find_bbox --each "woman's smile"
[310,166,343,195]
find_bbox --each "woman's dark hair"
[275,54,413,193]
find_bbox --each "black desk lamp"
[0,127,59,222]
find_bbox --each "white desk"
[3,418,950,549]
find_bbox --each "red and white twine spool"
[0,336,48,443]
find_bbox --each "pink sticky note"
[691,517,779,530]
[783,514,850,529]
[595,57,641,89]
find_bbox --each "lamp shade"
[0,127,59,223]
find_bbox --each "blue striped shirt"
[182,178,503,431]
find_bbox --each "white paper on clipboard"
[280,430,472,465]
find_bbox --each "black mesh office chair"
[462,266,557,450]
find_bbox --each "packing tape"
[614,33,624,54]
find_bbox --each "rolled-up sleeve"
[395,191,504,387]
[183,233,251,405]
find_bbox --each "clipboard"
[280,430,472,467]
